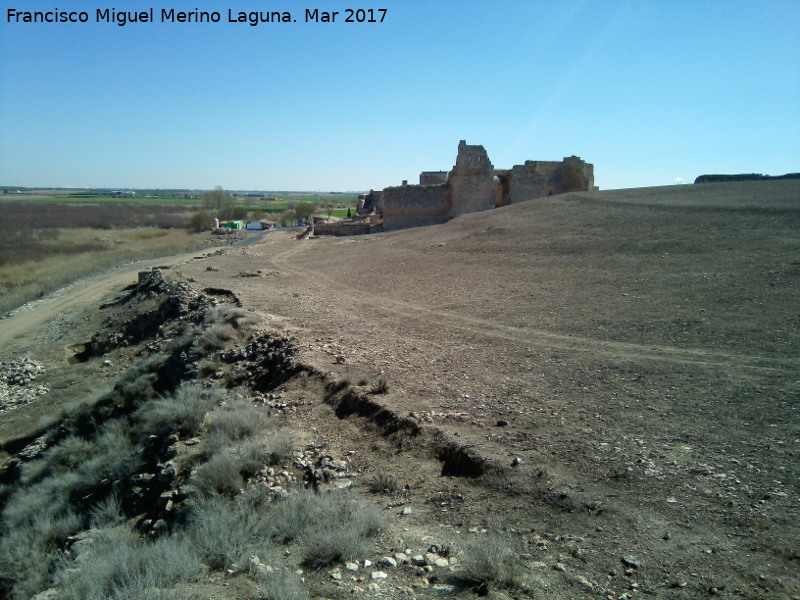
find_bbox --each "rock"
[411,554,426,566]
[248,556,273,577]
[621,555,641,569]
[433,557,449,568]
[378,556,397,568]
[371,570,388,580]
[345,562,359,572]
[401,506,413,515]
[394,552,409,564]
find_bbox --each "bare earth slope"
[179,180,799,599]
[1,180,798,599]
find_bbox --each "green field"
[0,191,360,213]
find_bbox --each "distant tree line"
[694,173,800,184]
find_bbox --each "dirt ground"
[1,180,798,599]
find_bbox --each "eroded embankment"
[0,269,526,600]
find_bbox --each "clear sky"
[1,0,798,191]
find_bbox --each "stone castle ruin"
[358,140,594,230]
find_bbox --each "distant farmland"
[0,190,360,213]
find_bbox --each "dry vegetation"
[0,203,207,314]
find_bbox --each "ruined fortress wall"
[313,222,375,236]
[381,184,451,231]
[506,157,595,203]
[561,155,595,192]
[375,142,595,232]
[508,162,554,202]
[446,141,495,216]
[420,171,448,185]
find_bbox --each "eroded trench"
[3,271,493,532]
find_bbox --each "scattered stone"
[401,506,413,516]
[621,555,641,569]
[248,556,273,577]
[0,358,48,414]
[575,575,594,589]
[345,562,359,572]
[370,570,388,580]
[378,556,397,568]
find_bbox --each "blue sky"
[1,0,798,191]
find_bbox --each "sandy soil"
[1,180,798,599]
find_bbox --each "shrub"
[0,506,84,599]
[256,568,309,600]
[270,489,384,568]
[79,420,139,482]
[451,529,529,594]
[371,378,389,395]
[189,210,212,233]
[364,470,400,494]
[193,452,243,497]
[89,493,124,528]
[196,323,235,353]
[188,495,275,571]
[207,397,273,442]
[205,305,248,328]
[55,528,203,600]
[134,383,217,439]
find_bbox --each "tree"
[188,211,212,232]
[202,186,237,219]
[293,202,317,223]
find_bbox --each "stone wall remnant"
[373,140,594,230]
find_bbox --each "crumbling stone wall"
[420,171,448,185]
[446,140,496,217]
[381,183,451,230]
[313,222,377,236]
[379,140,595,231]
[357,189,384,215]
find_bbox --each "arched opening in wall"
[493,174,511,207]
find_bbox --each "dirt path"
[0,250,214,358]
[267,240,797,375]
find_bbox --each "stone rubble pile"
[0,358,48,414]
